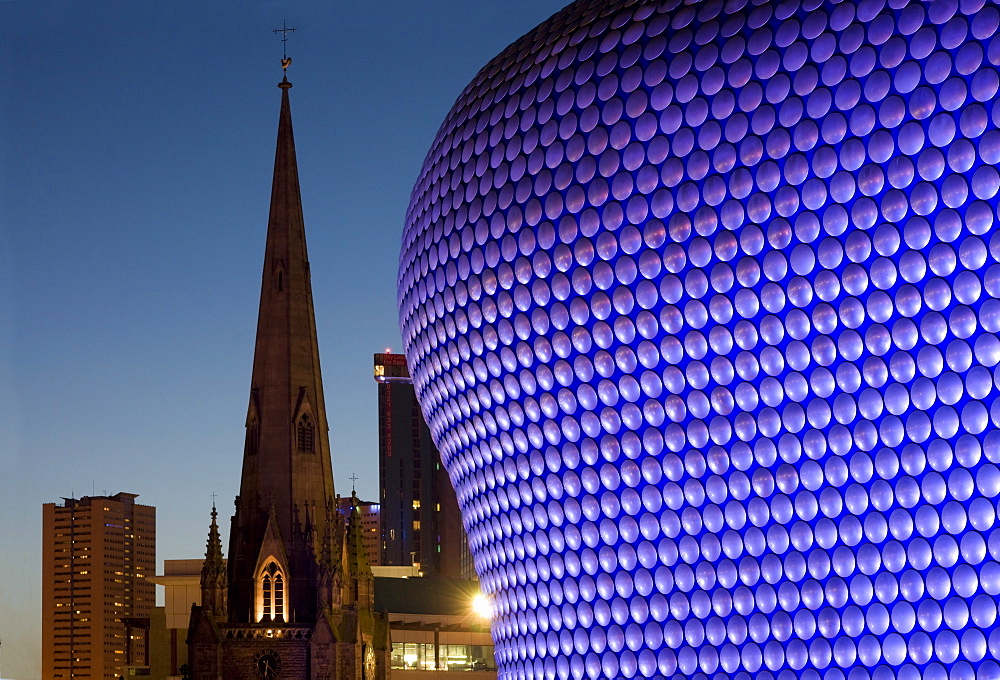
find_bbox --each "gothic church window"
[297,414,314,453]
[256,560,286,622]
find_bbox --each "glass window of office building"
[390,643,496,671]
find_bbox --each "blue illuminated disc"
[399,1,1000,678]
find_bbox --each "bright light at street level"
[471,593,491,620]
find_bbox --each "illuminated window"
[256,560,286,622]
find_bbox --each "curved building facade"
[399,1,1000,678]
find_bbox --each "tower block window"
[256,560,286,622]
[297,414,314,453]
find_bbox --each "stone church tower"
[187,72,389,680]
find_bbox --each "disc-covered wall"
[399,1,1000,678]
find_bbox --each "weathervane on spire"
[273,21,296,70]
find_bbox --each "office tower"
[42,492,156,680]
[186,67,388,679]
[374,352,470,578]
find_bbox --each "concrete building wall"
[150,559,202,678]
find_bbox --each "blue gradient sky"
[0,1,567,676]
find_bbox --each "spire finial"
[349,473,359,496]
[274,21,296,72]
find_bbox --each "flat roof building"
[42,492,156,680]
[375,353,473,579]
[375,577,495,677]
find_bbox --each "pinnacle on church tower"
[200,504,227,615]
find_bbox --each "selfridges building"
[398,1,1000,678]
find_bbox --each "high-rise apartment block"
[42,492,156,680]
[374,353,472,578]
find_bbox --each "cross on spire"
[349,474,359,494]
[273,21,297,69]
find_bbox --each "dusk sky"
[0,1,568,676]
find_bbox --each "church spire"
[187,63,390,680]
[227,74,337,626]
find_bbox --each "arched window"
[297,414,314,453]
[262,572,271,614]
[256,560,286,622]
[274,573,284,618]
